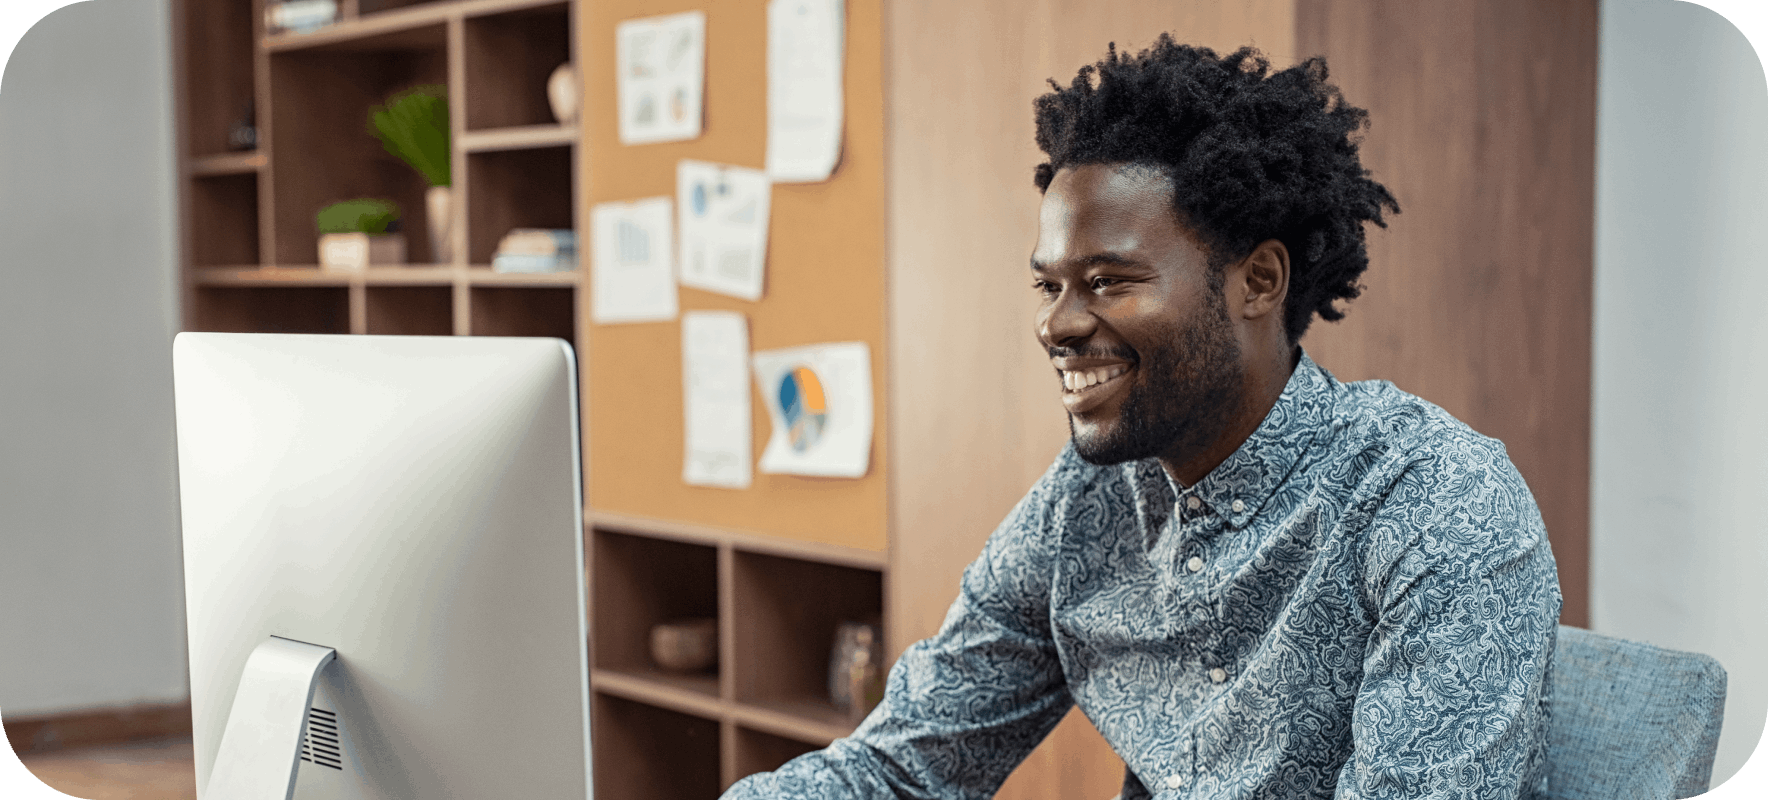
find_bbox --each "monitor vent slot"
[301,707,343,770]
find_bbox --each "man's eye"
[1091,277,1119,291]
[1032,280,1059,295]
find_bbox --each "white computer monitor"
[172,332,590,800]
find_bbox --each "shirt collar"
[1167,349,1339,528]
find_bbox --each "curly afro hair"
[1033,37,1398,344]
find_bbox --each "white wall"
[0,0,185,718]
[1593,0,1768,784]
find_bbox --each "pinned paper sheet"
[677,160,771,301]
[752,342,871,478]
[616,11,705,145]
[766,0,844,182]
[591,197,677,324]
[683,311,752,488]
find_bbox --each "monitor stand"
[205,636,337,800]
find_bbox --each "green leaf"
[317,198,401,234]
[369,85,451,187]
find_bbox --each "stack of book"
[493,229,578,273]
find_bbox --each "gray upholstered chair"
[1544,625,1728,800]
[1106,625,1728,800]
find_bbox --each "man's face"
[1031,164,1244,466]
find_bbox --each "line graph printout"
[677,160,771,301]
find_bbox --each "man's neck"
[1159,346,1299,489]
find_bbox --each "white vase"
[426,185,453,264]
[547,62,579,124]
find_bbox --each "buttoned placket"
[1178,492,1242,694]
[1177,493,1207,578]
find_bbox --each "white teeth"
[1061,366,1129,392]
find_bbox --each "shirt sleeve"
[720,451,1081,800]
[1333,434,1561,800]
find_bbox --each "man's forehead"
[1035,164,1184,264]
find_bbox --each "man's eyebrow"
[1030,252,1146,272]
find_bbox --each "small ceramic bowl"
[650,617,718,673]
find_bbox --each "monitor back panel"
[174,333,589,799]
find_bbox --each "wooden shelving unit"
[175,0,581,344]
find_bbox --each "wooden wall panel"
[1294,0,1596,626]
[882,3,1295,798]
[580,0,889,552]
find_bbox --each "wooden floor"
[17,738,196,800]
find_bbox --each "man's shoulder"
[1331,378,1548,560]
[1331,377,1515,477]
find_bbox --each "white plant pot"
[319,232,405,272]
[426,185,453,264]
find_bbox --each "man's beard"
[1069,295,1243,467]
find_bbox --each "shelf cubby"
[365,286,452,335]
[591,694,722,800]
[463,2,572,131]
[188,173,261,266]
[266,27,448,266]
[178,0,255,158]
[732,551,884,728]
[592,530,721,698]
[734,726,821,780]
[465,146,574,265]
[468,286,574,341]
[189,286,349,334]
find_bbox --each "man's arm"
[721,451,1083,800]
[1334,437,1561,800]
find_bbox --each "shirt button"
[1186,496,1201,511]
[1209,667,1228,683]
[1165,774,1184,789]
[1186,555,1204,573]
[1231,499,1245,513]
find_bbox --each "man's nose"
[1038,288,1098,348]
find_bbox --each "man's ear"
[1237,239,1289,321]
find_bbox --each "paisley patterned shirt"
[723,352,1561,800]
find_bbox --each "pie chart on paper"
[778,366,828,452]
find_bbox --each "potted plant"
[316,198,403,272]
[369,85,452,263]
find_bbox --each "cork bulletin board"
[580,0,888,551]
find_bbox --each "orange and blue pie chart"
[778,365,828,453]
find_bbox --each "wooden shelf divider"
[460,124,578,152]
[589,511,888,573]
[264,0,566,52]
[188,152,266,177]
[728,702,853,748]
[592,670,728,721]
[192,267,351,287]
[586,670,858,748]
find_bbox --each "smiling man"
[723,38,1561,800]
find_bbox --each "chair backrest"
[1545,625,1727,800]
